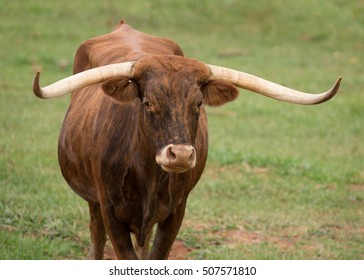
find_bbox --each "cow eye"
[142,98,153,111]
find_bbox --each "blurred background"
[0,0,363,259]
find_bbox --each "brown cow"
[33,20,341,260]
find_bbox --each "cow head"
[101,56,238,173]
[33,56,341,173]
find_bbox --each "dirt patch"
[213,226,296,250]
[218,228,262,244]
[168,240,194,260]
[104,246,117,260]
[348,184,364,192]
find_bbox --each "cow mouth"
[160,165,190,174]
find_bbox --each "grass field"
[1,0,363,259]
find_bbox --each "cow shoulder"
[158,37,184,56]
[73,41,93,74]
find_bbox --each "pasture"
[0,0,363,259]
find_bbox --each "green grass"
[1,0,363,259]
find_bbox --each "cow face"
[102,56,238,173]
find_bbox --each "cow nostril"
[189,149,196,163]
[167,145,176,160]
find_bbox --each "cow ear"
[201,80,239,106]
[102,78,139,103]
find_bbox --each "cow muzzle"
[156,144,196,174]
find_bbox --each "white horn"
[207,64,341,105]
[33,62,135,99]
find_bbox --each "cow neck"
[135,171,189,248]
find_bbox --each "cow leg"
[100,206,138,260]
[87,202,106,260]
[148,201,186,260]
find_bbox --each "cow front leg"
[148,201,187,260]
[87,202,106,260]
[100,205,138,260]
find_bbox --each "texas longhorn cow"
[33,20,341,260]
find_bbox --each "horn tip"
[331,76,342,96]
[33,72,45,99]
[317,76,342,104]
[335,76,342,89]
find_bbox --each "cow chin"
[160,165,190,174]
[156,144,197,174]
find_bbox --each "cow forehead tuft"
[133,55,210,79]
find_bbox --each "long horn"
[207,65,341,105]
[33,62,135,99]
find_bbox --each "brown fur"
[58,21,238,259]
